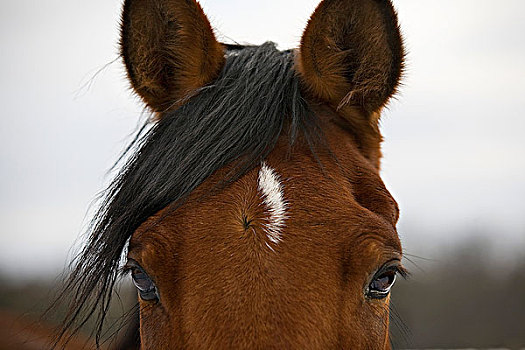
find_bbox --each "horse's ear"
[120,0,225,112]
[297,0,404,115]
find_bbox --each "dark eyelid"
[124,259,159,285]
[121,258,141,275]
[395,264,410,279]
[375,258,408,279]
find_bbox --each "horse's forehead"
[130,123,400,265]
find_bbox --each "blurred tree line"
[391,237,525,349]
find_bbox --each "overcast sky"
[1,0,524,278]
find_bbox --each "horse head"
[57,0,406,348]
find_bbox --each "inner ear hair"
[120,0,225,113]
[296,0,404,115]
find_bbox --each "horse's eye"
[366,263,403,300]
[127,262,159,301]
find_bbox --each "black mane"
[53,42,322,347]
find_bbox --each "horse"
[53,0,406,348]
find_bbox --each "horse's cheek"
[337,289,391,349]
[364,297,392,349]
[139,303,182,349]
